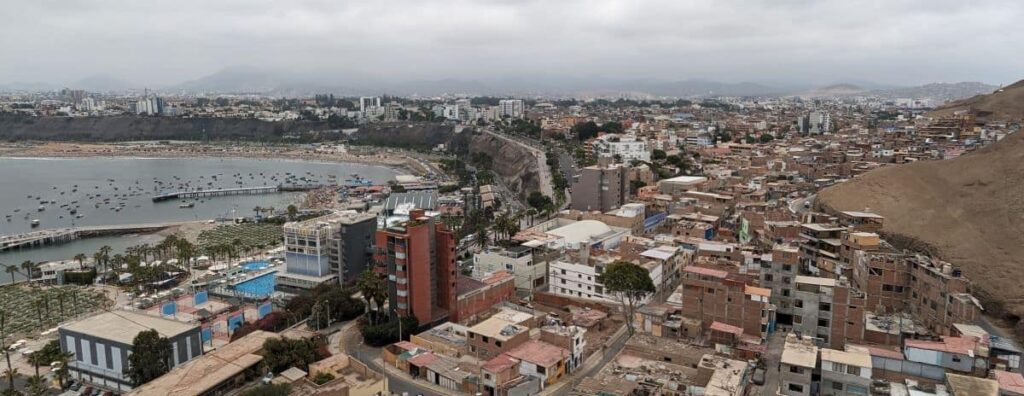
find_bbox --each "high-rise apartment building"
[570,164,629,213]
[497,99,524,119]
[375,209,457,326]
[360,96,381,113]
[281,211,377,288]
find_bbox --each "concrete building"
[498,99,524,119]
[657,175,707,196]
[792,275,867,349]
[592,134,650,162]
[376,208,458,326]
[453,271,516,323]
[540,324,586,373]
[780,333,819,396]
[678,265,774,341]
[570,164,629,213]
[282,211,377,287]
[820,347,872,396]
[126,330,278,396]
[472,245,546,290]
[504,340,569,389]
[467,317,530,360]
[359,96,381,113]
[60,310,203,392]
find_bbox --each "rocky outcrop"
[466,131,543,200]
[0,114,332,141]
[348,122,455,150]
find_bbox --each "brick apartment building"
[376,208,458,327]
[679,265,774,341]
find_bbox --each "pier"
[0,221,201,252]
[152,186,280,202]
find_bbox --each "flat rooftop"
[61,310,197,345]
[127,330,278,396]
[468,317,527,341]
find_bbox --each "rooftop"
[821,348,872,369]
[505,340,568,368]
[795,275,836,287]
[545,220,618,246]
[127,330,278,396]
[781,333,819,368]
[661,175,708,184]
[946,373,999,396]
[468,317,527,341]
[61,310,197,345]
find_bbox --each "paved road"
[338,323,444,396]
[550,329,631,396]
[481,129,555,198]
[761,331,786,395]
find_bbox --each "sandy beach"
[0,141,442,176]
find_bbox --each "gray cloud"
[1,0,1021,88]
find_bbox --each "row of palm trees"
[1,260,42,285]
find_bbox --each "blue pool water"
[242,261,271,272]
[232,272,276,298]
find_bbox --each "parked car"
[751,367,766,385]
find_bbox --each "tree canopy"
[126,329,172,386]
[598,260,655,335]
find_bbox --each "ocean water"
[0,157,396,281]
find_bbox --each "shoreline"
[0,141,439,177]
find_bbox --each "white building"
[549,255,661,304]
[498,99,525,119]
[593,134,650,162]
[359,97,381,113]
[473,245,545,290]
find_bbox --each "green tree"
[73,253,87,269]
[260,338,318,374]
[598,260,655,335]
[3,266,16,285]
[759,133,775,143]
[126,329,173,386]
[20,261,34,281]
[241,383,291,396]
[526,191,553,212]
[651,149,667,160]
[0,311,15,391]
[629,179,647,195]
[356,270,387,323]
[572,121,600,141]
[286,205,298,220]
[25,375,45,396]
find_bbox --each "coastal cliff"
[465,131,543,200]
[0,114,332,141]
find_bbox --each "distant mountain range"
[931,79,1024,121]
[0,67,1004,103]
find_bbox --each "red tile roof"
[994,370,1024,394]
[905,336,978,355]
[506,340,568,368]
[482,354,519,373]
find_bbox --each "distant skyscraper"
[498,99,525,119]
[360,97,381,113]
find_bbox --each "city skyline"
[2,0,1022,90]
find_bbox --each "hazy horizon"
[2,0,1022,90]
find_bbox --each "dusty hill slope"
[930,79,1024,121]
[818,131,1024,317]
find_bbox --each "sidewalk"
[379,357,465,396]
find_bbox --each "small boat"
[37,206,45,212]
[69,208,77,215]
[179,202,195,209]
[30,219,40,227]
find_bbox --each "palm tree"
[53,351,73,389]
[287,204,298,220]
[0,310,15,391]
[73,253,87,269]
[99,245,112,270]
[3,266,17,285]
[93,252,105,273]
[20,260,34,281]
[253,206,262,219]
[525,208,538,226]
[25,374,45,396]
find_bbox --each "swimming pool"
[241,260,271,272]
[232,272,276,298]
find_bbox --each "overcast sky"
[2,0,1021,87]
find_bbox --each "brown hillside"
[818,131,1024,317]
[930,79,1024,121]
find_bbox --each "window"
[561,269,566,275]
[783,264,793,272]
[952,355,962,363]
[795,300,803,308]
[764,274,774,282]
[794,315,802,324]
[789,366,803,374]
[537,366,546,375]
[496,341,502,347]
[818,318,829,327]
[882,284,893,292]
[832,381,844,390]
[830,362,846,373]
[846,365,859,375]
[819,302,831,312]
[869,268,883,276]
[782,289,791,297]
[482,336,489,343]
[788,384,804,392]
